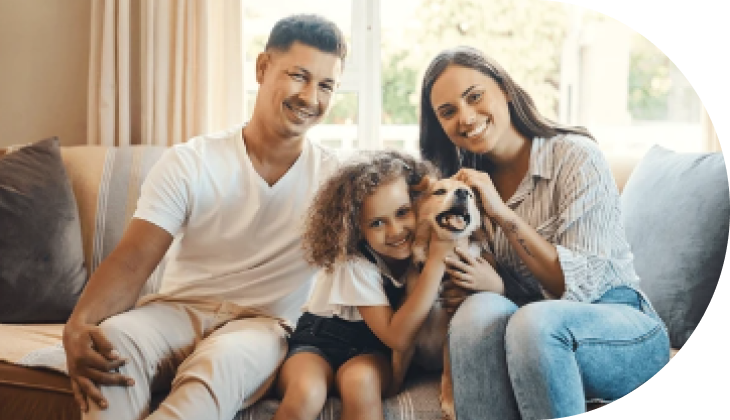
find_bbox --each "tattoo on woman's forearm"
[506,220,533,257]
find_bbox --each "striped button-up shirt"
[493,134,642,304]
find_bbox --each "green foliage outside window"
[627,34,671,120]
[378,0,570,123]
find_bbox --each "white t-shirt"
[133,124,340,323]
[303,252,406,322]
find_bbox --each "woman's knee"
[449,292,518,338]
[505,302,568,353]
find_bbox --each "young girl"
[271,150,450,420]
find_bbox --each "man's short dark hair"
[265,14,348,64]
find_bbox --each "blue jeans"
[448,287,670,420]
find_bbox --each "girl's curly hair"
[302,150,439,272]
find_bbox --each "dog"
[392,176,498,420]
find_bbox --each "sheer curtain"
[87,0,246,146]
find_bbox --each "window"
[243,0,380,151]
[244,0,708,157]
[559,7,704,158]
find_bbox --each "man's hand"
[63,322,134,412]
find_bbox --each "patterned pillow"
[0,137,87,322]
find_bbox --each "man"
[62,14,346,420]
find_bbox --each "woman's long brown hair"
[419,46,594,176]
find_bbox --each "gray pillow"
[0,137,87,322]
[621,145,729,348]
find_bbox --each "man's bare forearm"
[68,219,173,326]
[69,255,149,325]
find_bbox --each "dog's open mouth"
[436,205,471,232]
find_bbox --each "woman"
[419,46,670,420]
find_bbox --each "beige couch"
[0,144,683,420]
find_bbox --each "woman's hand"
[452,168,509,220]
[445,247,504,294]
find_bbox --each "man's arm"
[63,219,173,412]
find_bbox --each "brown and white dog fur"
[392,177,497,420]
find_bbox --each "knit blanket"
[0,323,68,374]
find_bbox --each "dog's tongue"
[446,214,466,230]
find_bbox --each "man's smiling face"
[254,41,343,140]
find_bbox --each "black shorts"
[286,312,390,371]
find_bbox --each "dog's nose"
[454,188,469,200]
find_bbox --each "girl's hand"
[445,247,504,294]
[428,235,454,261]
[452,168,509,220]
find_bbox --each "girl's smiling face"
[359,177,416,264]
[429,64,512,157]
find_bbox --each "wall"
[703,106,721,152]
[577,19,632,127]
[0,0,91,147]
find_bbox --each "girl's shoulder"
[330,255,383,281]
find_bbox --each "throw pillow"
[621,145,729,348]
[0,137,87,322]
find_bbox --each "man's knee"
[98,312,140,356]
[208,319,286,363]
[176,318,287,391]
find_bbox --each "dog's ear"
[472,190,495,242]
[479,215,496,250]
[411,219,432,265]
[471,220,495,248]
[410,175,435,193]
[469,196,496,257]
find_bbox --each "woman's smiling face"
[429,64,512,156]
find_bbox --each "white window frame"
[334,0,382,150]
[242,0,382,151]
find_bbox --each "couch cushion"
[621,145,729,348]
[239,370,442,420]
[606,153,641,193]
[59,146,168,298]
[0,138,87,323]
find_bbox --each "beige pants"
[84,296,288,420]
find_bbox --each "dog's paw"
[412,247,427,265]
[440,395,457,420]
[440,372,456,420]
